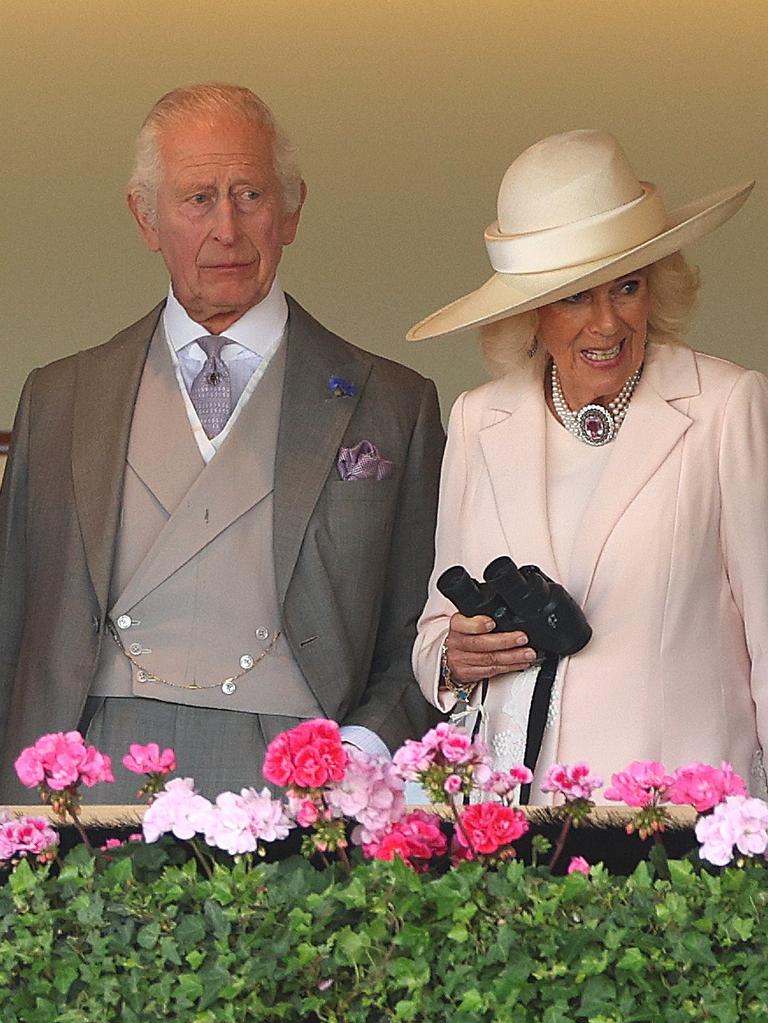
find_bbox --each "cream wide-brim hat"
[407,129,753,341]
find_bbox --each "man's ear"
[127,191,161,252]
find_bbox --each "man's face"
[129,115,304,333]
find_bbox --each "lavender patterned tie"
[190,336,232,439]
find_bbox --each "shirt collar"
[163,276,289,357]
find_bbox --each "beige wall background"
[2,0,766,433]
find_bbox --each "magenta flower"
[263,719,347,790]
[15,731,114,792]
[603,761,674,807]
[542,763,603,801]
[567,855,591,876]
[0,816,59,863]
[122,743,176,776]
[666,761,747,812]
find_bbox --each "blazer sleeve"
[0,371,34,741]
[412,390,472,712]
[341,376,446,749]
[718,369,768,753]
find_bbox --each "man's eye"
[240,190,261,201]
[562,291,588,305]
[189,193,209,205]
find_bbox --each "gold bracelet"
[440,639,478,703]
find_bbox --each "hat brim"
[407,182,754,341]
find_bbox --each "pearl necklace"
[550,360,642,446]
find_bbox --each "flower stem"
[548,814,572,872]
[66,806,94,854]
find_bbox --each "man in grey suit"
[0,83,443,802]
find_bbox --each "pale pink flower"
[122,743,177,776]
[0,816,59,862]
[327,748,406,845]
[201,788,294,854]
[666,761,747,812]
[141,777,214,843]
[603,761,674,807]
[696,795,768,866]
[567,856,591,876]
[480,766,534,798]
[542,763,603,801]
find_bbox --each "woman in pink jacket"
[409,129,768,803]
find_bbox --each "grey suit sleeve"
[341,376,445,750]
[0,372,34,742]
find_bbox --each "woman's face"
[537,271,650,409]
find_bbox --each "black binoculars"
[437,556,592,659]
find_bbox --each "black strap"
[518,655,559,805]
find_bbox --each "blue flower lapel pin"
[327,375,357,398]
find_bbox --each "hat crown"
[498,129,645,235]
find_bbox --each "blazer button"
[221,680,237,695]
[240,654,254,670]
[116,615,133,630]
[255,627,270,640]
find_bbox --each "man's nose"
[211,198,240,245]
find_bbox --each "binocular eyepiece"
[437,556,591,658]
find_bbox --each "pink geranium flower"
[326,748,406,845]
[263,719,347,790]
[201,788,293,855]
[696,795,768,866]
[122,743,176,776]
[666,761,747,812]
[362,810,447,870]
[542,763,603,801]
[0,816,59,863]
[15,731,114,792]
[567,855,591,876]
[142,778,214,843]
[603,761,674,807]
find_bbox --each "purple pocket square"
[337,440,394,481]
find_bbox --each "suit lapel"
[273,299,371,603]
[478,365,561,582]
[567,342,699,604]
[127,321,204,516]
[71,304,163,615]
[116,339,288,611]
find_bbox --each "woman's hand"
[443,613,538,686]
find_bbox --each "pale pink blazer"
[414,341,768,798]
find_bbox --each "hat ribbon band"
[485,184,668,275]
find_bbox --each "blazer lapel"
[71,304,163,614]
[127,321,204,516]
[567,342,699,605]
[117,340,288,610]
[478,364,561,582]
[273,299,371,603]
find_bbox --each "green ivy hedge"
[1,843,767,1022]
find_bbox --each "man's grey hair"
[128,82,303,221]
